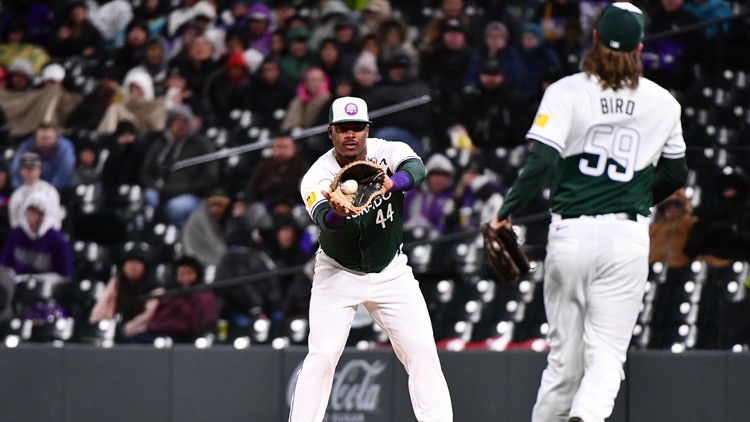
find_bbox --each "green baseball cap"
[597,2,645,52]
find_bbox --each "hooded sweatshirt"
[0,193,72,277]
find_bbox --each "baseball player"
[490,4,687,422]
[290,96,453,422]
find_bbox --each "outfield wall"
[0,345,747,422]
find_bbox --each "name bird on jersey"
[301,138,419,273]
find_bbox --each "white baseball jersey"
[527,73,686,216]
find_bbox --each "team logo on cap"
[344,103,358,115]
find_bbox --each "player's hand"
[383,174,393,192]
[490,216,512,231]
[321,189,354,217]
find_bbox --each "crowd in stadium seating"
[0,0,748,350]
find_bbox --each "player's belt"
[559,212,638,222]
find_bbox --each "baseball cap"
[480,58,503,75]
[596,2,645,52]
[441,18,465,35]
[328,96,372,125]
[20,152,42,168]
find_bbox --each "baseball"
[341,179,358,194]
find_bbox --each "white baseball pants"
[532,215,649,422]
[288,251,453,422]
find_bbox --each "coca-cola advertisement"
[286,354,395,422]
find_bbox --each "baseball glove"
[328,160,387,213]
[481,223,531,282]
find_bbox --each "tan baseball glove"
[328,160,387,214]
[481,223,531,282]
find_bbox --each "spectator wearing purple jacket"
[403,153,456,234]
[0,192,73,278]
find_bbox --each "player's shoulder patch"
[533,113,550,128]
[304,191,317,208]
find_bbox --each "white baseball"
[341,179,358,194]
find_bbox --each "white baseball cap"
[42,63,66,82]
[328,96,372,125]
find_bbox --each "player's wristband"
[389,171,412,192]
[324,208,346,228]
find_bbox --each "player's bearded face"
[330,123,369,161]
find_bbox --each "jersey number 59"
[578,124,640,182]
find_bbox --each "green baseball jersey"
[527,73,686,216]
[301,138,422,273]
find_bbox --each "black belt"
[560,212,638,222]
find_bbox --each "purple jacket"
[0,227,73,277]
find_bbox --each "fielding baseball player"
[289,96,453,422]
[490,4,688,422]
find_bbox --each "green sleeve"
[496,142,560,220]
[397,158,426,187]
[652,157,688,205]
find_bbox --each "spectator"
[332,17,361,69]
[0,192,73,279]
[530,0,583,63]
[368,53,431,155]
[132,37,170,97]
[220,0,250,29]
[96,68,167,135]
[517,23,562,100]
[280,67,331,132]
[316,37,349,83]
[65,61,120,133]
[89,246,163,342]
[140,105,219,227]
[4,57,34,92]
[45,0,104,59]
[8,152,63,230]
[0,21,50,75]
[351,51,379,102]
[455,58,530,151]
[147,255,218,343]
[167,0,201,38]
[11,124,76,191]
[245,133,310,207]
[359,32,382,59]
[465,21,524,92]
[358,0,392,36]
[450,157,506,231]
[71,140,101,187]
[86,0,133,48]
[421,0,482,52]
[215,226,282,325]
[204,51,252,128]
[113,20,151,81]
[181,190,231,267]
[308,1,351,50]
[685,170,750,262]
[190,1,226,57]
[403,153,456,234]
[101,121,148,196]
[649,189,701,268]
[172,35,220,119]
[281,26,316,83]
[248,57,295,131]
[133,0,168,36]
[480,0,524,48]
[267,215,309,294]
[375,16,420,79]
[245,3,273,56]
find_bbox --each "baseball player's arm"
[651,157,688,205]
[495,142,560,221]
[389,158,426,192]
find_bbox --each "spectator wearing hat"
[147,255,218,343]
[4,58,35,92]
[8,152,63,230]
[402,153,457,234]
[316,37,350,83]
[167,0,201,37]
[281,26,316,83]
[140,105,219,228]
[454,57,530,151]
[113,20,151,82]
[421,0,482,52]
[190,1,226,57]
[46,0,104,59]
[332,16,361,67]
[465,21,524,92]
[248,57,295,131]
[95,67,168,135]
[0,192,73,279]
[203,50,252,128]
[308,1,352,50]
[368,51,431,155]
[12,123,76,192]
[40,63,66,88]
[89,245,163,341]
[131,37,170,97]
[351,51,379,102]
[0,21,50,76]
[517,22,561,100]
[420,18,475,149]
[480,0,523,49]
[281,67,331,132]
[171,35,220,120]
[181,190,232,267]
[244,3,273,56]
[375,16,420,79]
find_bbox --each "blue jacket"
[11,136,76,190]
